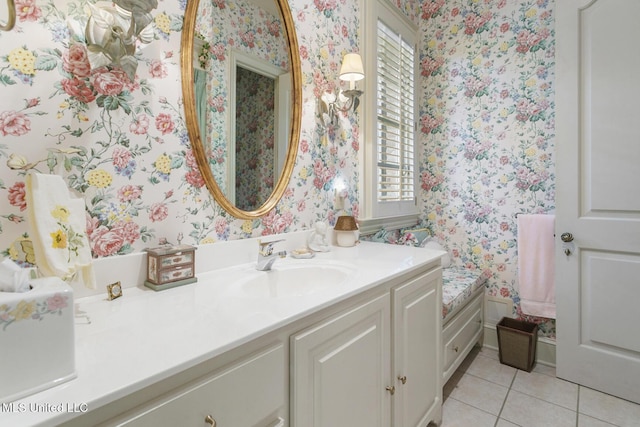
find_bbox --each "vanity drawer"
[442,293,483,376]
[118,343,286,427]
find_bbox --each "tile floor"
[439,347,640,427]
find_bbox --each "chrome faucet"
[256,239,287,271]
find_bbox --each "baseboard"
[483,323,556,367]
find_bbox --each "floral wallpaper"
[417,0,556,337]
[0,0,360,262]
[235,67,275,210]
[0,0,557,338]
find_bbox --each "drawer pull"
[205,415,217,426]
[386,385,396,395]
[398,375,407,385]
[453,346,459,353]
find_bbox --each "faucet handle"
[258,239,285,255]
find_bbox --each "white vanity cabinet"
[290,293,392,426]
[290,267,442,427]
[392,267,442,427]
[109,343,287,427]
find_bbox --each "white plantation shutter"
[376,19,415,203]
[358,1,418,234]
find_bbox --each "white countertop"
[1,241,442,426]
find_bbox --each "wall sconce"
[0,0,15,31]
[83,0,158,81]
[320,53,365,126]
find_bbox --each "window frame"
[359,0,419,235]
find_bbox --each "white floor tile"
[531,362,556,378]
[501,389,577,427]
[441,397,497,427]
[578,414,619,427]
[496,419,522,427]
[448,373,509,415]
[579,387,640,427]
[512,370,578,410]
[464,352,518,387]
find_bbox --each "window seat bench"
[441,267,487,383]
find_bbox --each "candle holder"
[334,216,359,247]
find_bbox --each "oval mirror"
[181,0,301,219]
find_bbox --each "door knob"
[560,232,574,242]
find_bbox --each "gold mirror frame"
[180,0,301,220]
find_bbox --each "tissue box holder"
[145,244,197,291]
[0,277,76,403]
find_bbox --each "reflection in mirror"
[228,51,290,210]
[182,0,301,219]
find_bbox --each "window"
[359,0,418,234]
[377,20,415,204]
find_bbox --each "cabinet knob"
[398,375,407,384]
[453,346,459,353]
[205,415,217,426]
[386,385,396,395]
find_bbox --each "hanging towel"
[25,173,96,289]
[517,214,555,319]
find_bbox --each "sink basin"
[237,261,356,298]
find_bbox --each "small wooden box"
[145,244,197,291]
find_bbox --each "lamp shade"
[334,215,358,231]
[339,53,364,82]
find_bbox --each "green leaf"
[34,55,58,71]
[0,74,16,86]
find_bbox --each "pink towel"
[517,214,556,319]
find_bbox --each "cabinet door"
[392,269,442,427]
[118,343,286,427]
[290,293,391,427]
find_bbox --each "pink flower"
[112,221,140,244]
[117,185,142,202]
[16,0,41,21]
[26,98,39,108]
[8,182,27,211]
[61,78,95,103]
[46,294,68,311]
[185,170,205,188]
[90,226,124,257]
[149,203,168,222]
[185,149,199,170]
[91,68,125,96]
[63,44,92,78]
[0,111,30,136]
[155,113,175,135]
[130,114,149,135]
[214,218,228,236]
[112,147,132,169]
[148,60,168,79]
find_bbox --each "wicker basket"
[496,317,538,372]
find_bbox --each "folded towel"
[25,173,96,289]
[517,214,555,319]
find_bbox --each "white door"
[555,0,640,404]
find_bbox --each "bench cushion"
[442,267,487,322]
